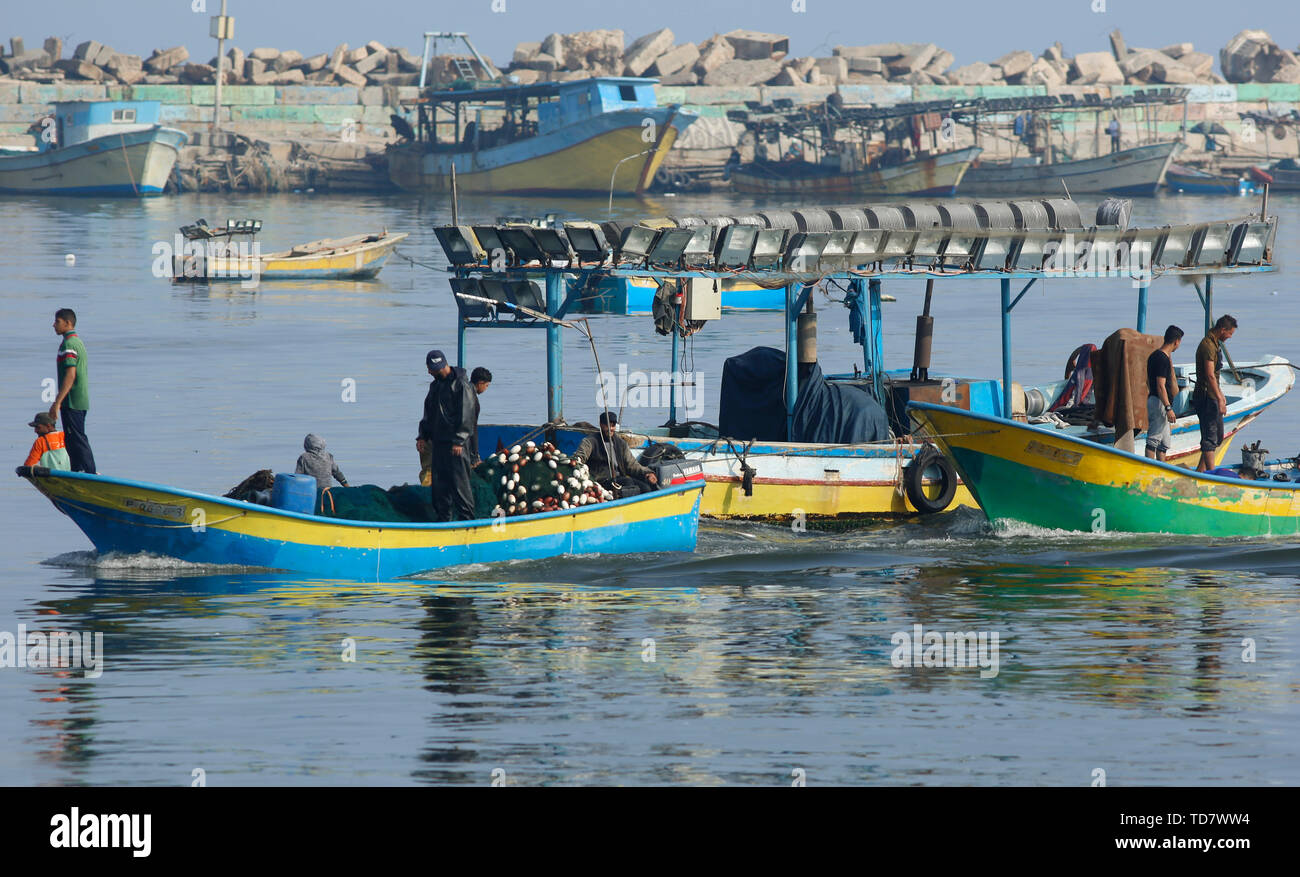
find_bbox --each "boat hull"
[731,146,980,196]
[1166,168,1239,194]
[175,232,409,282]
[0,127,187,196]
[387,107,685,195]
[19,468,703,580]
[958,141,1180,196]
[909,402,1300,537]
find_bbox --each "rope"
[118,133,139,197]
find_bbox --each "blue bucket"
[271,473,318,514]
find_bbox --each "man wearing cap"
[573,412,658,497]
[419,365,492,485]
[416,350,478,521]
[49,308,95,473]
[23,412,71,471]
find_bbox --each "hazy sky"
[6,0,1296,71]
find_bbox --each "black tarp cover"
[717,346,890,443]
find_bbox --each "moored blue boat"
[0,100,187,196]
[17,466,704,581]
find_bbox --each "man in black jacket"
[416,350,477,521]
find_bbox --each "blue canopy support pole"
[1136,281,1149,333]
[1001,277,1013,418]
[557,269,590,318]
[457,319,466,368]
[669,325,680,425]
[785,282,798,440]
[868,278,884,403]
[545,270,563,423]
[1204,275,1214,336]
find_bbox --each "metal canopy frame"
[450,259,1273,437]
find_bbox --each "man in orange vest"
[23,412,71,470]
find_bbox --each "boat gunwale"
[17,466,705,530]
[908,400,1300,491]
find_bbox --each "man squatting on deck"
[417,350,478,521]
[1145,325,1183,462]
[572,412,658,497]
[1194,315,1237,472]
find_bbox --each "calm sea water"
[1,188,1298,786]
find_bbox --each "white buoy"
[64,254,75,266]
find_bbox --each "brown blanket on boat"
[1093,328,1163,437]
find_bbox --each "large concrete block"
[995,50,1034,79]
[0,82,21,103]
[313,105,357,124]
[623,28,674,76]
[950,62,998,85]
[889,43,938,75]
[1023,56,1065,87]
[659,68,698,86]
[272,50,303,73]
[335,64,367,87]
[813,56,849,83]
[540,33,565,69]
[1071,52,1124,85]
[249,47,280,61]
[847,56,883,74]
[359,86,385,106]
[724,30,789,60]
[329,43,349,74]
[44,37,63,62]
[276,85,356,105]
[273,69,307,84]
[677,86,762,104]
[650,43,699,76]
[925,49,955,76]
[354,50,388,75]
[835,43,907,60]
[694,35,734,76]
[702,58,782,87]
[300,53,328,72]
[1161,42,1194,59]
[122,84,192,102]
[145,46,188,73]
[220,85,275,105]
[512,42,540,65]
[73,40,102,62]
[6,49,49,71]
[561,29,624,73]
[53,60,105,82]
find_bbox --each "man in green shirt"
[1193,314,1236,472]
[48,308,96,474]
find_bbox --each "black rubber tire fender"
[904,444,957,514]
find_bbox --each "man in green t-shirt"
[1193,314,1236,472]
[48,308,96,474]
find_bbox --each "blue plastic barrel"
[271,473,317,514]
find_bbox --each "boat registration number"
[1024,440,1082,467]
[123,497,186,520]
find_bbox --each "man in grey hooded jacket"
[296,434,349,491]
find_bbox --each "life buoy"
[904,445,957,514]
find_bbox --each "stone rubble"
[2,27,1299,90]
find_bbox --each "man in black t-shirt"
[1145,325,1183,461]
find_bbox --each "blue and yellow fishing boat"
[908,401,1300,537]
[387,77,691,196]
[16,467,703,581]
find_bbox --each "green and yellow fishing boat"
[909,401,1300,537]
